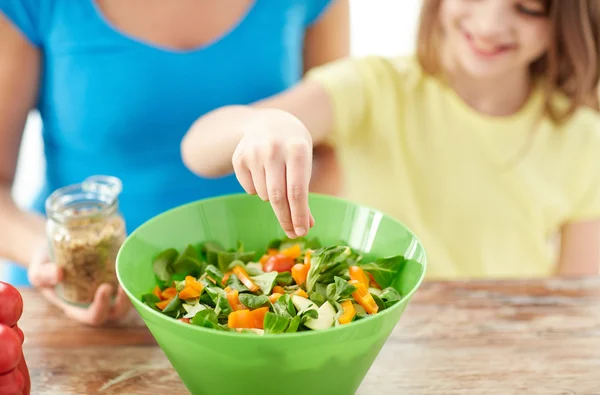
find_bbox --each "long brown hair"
[417,0,600,124]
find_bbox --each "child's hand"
[232,108,315,239]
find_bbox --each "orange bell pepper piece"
[185,276,204,293]
[349,266,370,288]
[269,293,283,303]
[161,287,177,300]
[338,300,356,324]
[179,286,201,300]
[227,307,269,329]
[232,265,260,292]
[291,262,310,286]
[152,285,163,300]
[222,271,232,285]
[281,244,302,259]
[272,285,286,294]
[251,307,269,329]
[349,280,378,314]
[294,289,309,298]
[226,289,246,311]
[156,299,171,310]
[304,250,312,265]
[179,318,190,324]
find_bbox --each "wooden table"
[19,277,600,395]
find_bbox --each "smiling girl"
[181,0,600,279]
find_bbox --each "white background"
[11,0,423,208]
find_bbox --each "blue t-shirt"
[0,0,332,285]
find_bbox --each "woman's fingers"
[286,142,312,237]
[40,284,113,326]
[108,286,132,322]
[28,259,62,288]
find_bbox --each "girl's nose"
[470,0,512,40]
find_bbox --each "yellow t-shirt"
[308,56,600,280]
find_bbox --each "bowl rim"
[116,192,428,339]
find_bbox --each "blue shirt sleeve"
[304,0,333,27]
[0,0,47,46]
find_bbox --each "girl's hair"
[417,0,600,123]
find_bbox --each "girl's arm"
[181,79,334,239]
[557,220,600,276]
[302,0,350,197]
[181,79,334,179]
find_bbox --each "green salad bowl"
[116,193,426,395]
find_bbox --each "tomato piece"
[0,325,21,374]
[178,318,191,324]
[263,254,295,273]
[0,368,25,395]
[0,282,23,327]
[15,352,30,395]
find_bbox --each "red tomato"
[0,325,21,374]
[16,354,31,395]
[0,282,23,327]
[0,368,25,395]
[263,254,295,273]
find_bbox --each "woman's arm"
[557,220,600,276]
[303,0,350,73]
[0,13,46,266]
[0,14,132,325]
[303,0,350,196]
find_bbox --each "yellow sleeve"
[306,56,384,146]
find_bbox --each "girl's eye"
[516,1,548,17]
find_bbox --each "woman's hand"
[232,108,315,239]
[27,245,132,326]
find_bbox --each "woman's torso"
[0,0,331,284]
[25,0,331,230]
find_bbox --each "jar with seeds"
[45,175,127,305]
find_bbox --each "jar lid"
[82,175,122,203]
[45,175,123,223]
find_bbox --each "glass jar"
[45,175,127,306]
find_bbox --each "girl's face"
[440,0,551,79]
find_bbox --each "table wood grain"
[19,277,600,395]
